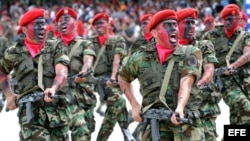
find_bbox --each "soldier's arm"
[118,75,141,122]
[111,54,121,80]
[81,41,96,72]
[0,70,17,110]
[197,63,214,86]
[230,46,250,69]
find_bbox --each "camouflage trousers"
[200,117,218,141]
[199,95,221,141]
[96,94,128,141]
[68,103,90,141]
[19,103,70,141]
[84,106,96,133]
[222,84,250,125]
[142,119,205,141]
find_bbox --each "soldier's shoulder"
[197,39,214,48]
[5,43,20,54]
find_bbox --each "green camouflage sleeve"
[0,37,10,58]
[0,46,17,74]
[197,40,218,65]
[109,36,127,58]
[83,40,96,57]
[54,44,70,66]
[181,46,202,82]
[119,52,143,82]
[243,32,250,46]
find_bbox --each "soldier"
[177,8,220,141]
[129,14,153,56]
[88,12,129,141]
[0,8,71,140]
[196,15,215,40]
[0,36,10,112]
[119,9,204,140]
[202,4,250,125]
[54,7,96,141]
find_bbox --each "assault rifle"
[68,68,93,81]
[141,108,193,141]
[16,92,69,124]
[122,128,136,141]
[199,67,238,92]
[91,77,118,100]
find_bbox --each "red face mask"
[223,15,240,38]
[178,17,195,42]
[155,19,178,48]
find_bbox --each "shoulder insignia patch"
[188,55,198,67]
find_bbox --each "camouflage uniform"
[129,34,153,55]
[202,25,250,125]
[0,36,10,112]
[119,40,204,141]
[56,36,96,141]
[191,39,220,141]
[0,38,71,140]
[89,35,129,141]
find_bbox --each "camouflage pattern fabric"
[129,34,153,55]
[55,36,96,140]
[202,25,250,125]
[96,95,128,141]
[119,41,204,140]
[192,39,220,141]
[0,39,71,140]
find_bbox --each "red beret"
[92,13,110,26]
[241,12,248,22]
[204,15,214,24]
[176,8,198,22]
[220,4,240,18]
[19,8,45,26]
[148,10,177,31]
[140,14,153,23]
[54,7,77,22]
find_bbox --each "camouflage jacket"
[0,39,69,95]
[88,35,127,77]
[119,41,202,110]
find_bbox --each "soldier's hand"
[6,93,17,110]
[74,71,87,83]
[171,109,184,125]
[44,88,56,102]
[224,65,235,76]
[132,105,142,122]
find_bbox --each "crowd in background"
[0,0,242,44]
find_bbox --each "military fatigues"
[89,35,129,141]
[191,40,220,141]
[0,39,71,140]
[202,25,250,125]
[129,34,153,55]
[119,41,205,141]
[56,36,96,141]
[0,36,10,112]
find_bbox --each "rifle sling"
[93,44,106,72]
[68,40,83,59]
[226,31,245,67]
